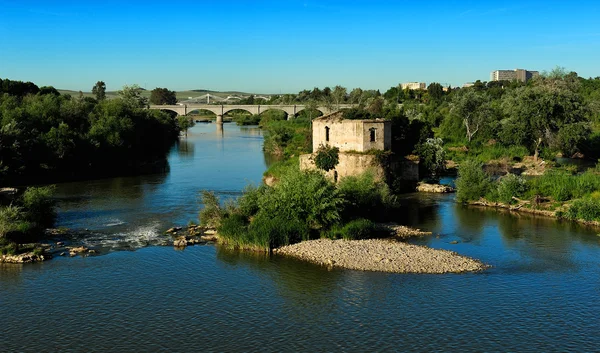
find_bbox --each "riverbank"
[274,238,487,273]
[467,199,600,228]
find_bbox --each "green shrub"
[337,170,398,221]
[198,190,225,227]
[415,137,446,178]
[21,186,56,228]
[257,169,343,230]
[237,185,267,218]
[248,214,310,250]
[565,198,600,222]
[264,156,300,179]
[217,213,249,247]
[234,114,261,126]
[314,144,339,172]
[455,160,492,202]
[0,241,18,255]
[497,174,528,204]
[340,219,375,240]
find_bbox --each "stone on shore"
[1,252,45,264]
[274,239,487,274]
[381,224,433,239]
[416,182,455,193]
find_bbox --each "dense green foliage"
[262,117,312,157]
[0,186,56,249]
[92,81,106,101]
[454,159,600,222]
[314,145,339,172]
[455,160,492,202]
[0,78,180,183]
[150,87,177,105]
[199,169,398,251]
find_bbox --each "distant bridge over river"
[148,104,355,123]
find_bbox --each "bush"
[248,214,310,250]
[217,213,249,246]
[497,174,528,204]
[455,160,492,202]
[415,137,446,179]
[337,170,397,221]
[566,198,600,222]
[340,219,375,240]
[257,169,343,230]
[314,144,339,172]
[21,186,56,228]
[198,191,225,227]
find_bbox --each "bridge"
[148,104,356,123]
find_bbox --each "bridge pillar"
[216,115,223,124]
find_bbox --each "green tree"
[150,87,177,105]
[177,116,195,137]
[92,81,106,101]
[427,82,444,102]
[501,82,589,160]
[331,85,347,110]
[117,84,148,108]
[450,89,491,143]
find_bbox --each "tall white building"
[490,69,539,83]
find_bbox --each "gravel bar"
[274,239,488,274]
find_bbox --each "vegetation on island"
[0,186,56,255]
[199,168,397,251]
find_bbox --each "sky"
[1,0,600,93]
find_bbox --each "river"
[1,123,600,352]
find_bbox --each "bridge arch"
[156,107,181,115]
[295,107,325,119]
[222,107,255,115]
[187,108,218,117]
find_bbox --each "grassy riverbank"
[455,159,600,224]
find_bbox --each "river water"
[2,123,600,352]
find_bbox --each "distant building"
[490,69,539,83]
[462,82,475,88]
[401,82,426,90]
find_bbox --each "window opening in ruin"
[325,126,330,142]
[369,128,376,142]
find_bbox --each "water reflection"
[216,246,342,308]
[176,140,195,159]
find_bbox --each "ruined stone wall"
[312,119,390,152]
[300,152,418,186]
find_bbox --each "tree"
[177,116,195,137]
[349,88,366,106]
[450,89,491,143]
[92,81,106,101]
[502,83,589,160]
[150,87,177,105]
[427,82,444,102]
[117,84,148,108]
[331,85,347,110]
[415,138,446,179]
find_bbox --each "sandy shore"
[274,238,487,274]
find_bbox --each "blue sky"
[1,0,599,93]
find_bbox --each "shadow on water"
[215,246,342,307]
